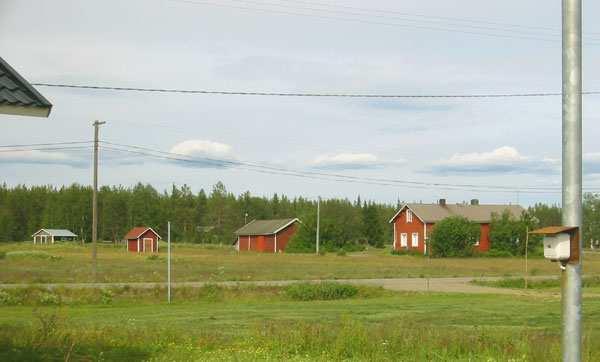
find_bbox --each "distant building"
[32,229,78,244]
[234,218,299,253]
[0,56,52,117]
[389,199,525,254]
[124,227,161,253]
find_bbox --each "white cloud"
[169,140,236,168]
[311,153,401,170]
[428,146,558,175]
[445,146,527,165]
[0,150,87,168]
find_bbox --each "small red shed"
[124,227,161,253]
[234,218,299,253]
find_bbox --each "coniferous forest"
[0,182,395,249]
[3,181,600,250]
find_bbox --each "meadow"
[1,283,600,361]
[2,242,600,284]
[3,242,600,361]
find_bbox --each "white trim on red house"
[388,205,425,224]
[131,227,162,240]
[424,223,428,255]
[272,218,300,235]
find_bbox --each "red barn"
[389,199,524,254]
[124,227,161,253]
[234,218,299,253]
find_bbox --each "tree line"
[2,182,600,251]
[0,182,393,249]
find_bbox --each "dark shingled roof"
[235,218,299,236]
[390,203,525,224]
[0,56,52,117]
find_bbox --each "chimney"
[438,198,446,206]
[470,199,479,206]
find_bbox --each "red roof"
[124,227,161,240]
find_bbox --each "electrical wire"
[0,146,93,153]
[0,141,93,148]
[166,0,600,45]
[30,83,600,99]
[100,141,593,194]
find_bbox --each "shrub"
[284,282,358,301]
[38,292,61,305]
[199,284,223,302]
[100,289,114,305]
[6,251,62,261]
[482,249,514,258]
[390,249,423,256]
[0,251,6,259]
[0,290,20,305]
[336,249,347,256]
[146,254,161,261]
[429,216,480,257]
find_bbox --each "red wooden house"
[234,218,299,253]
[389,199,524,254]
[124,227,161,253]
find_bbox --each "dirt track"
[0,276,560,295]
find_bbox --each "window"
[475,240,480,246]
[400,233,408,247]
[411,233,419,247]
[406,210,413,223]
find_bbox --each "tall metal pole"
[562,0,582,360]
[92,120,105,281]
[168,221,171,304]
[316,197,320,255]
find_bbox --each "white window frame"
[406,210,413,223]
[400,233,408,248]
[411,232,419,247]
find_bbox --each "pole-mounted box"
[530,226,579,263]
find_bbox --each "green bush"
[38,292,61,305]
[199,284,224,302]
[336,249,347,256]
[390,249,423,256]
[482,249,514,258]
[429,216,480,257]
[100,289,114,305]
[6,251,62,261]
[146,254,161,261]
[0,290,20,305]
[284,282,358,301]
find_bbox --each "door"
[400,233,408,248]
[143,238,153,252]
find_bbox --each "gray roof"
[0,57,52,117]
[234,218,299,236]
[390,203,525,224]
[32,229,78,237]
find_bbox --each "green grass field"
[1,284,600,361]
[2,242,600,284]
[2,242,600,361]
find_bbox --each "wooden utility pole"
[92,120,106,281]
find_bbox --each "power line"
[276,0,600,37]
[100,141,597,194]
[30,83,600,99]
[167,0,600,45]
[0,146,93,153]
[0,141,92,148]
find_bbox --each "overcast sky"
[2,0,600,206]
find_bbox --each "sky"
[1,0,600,206]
